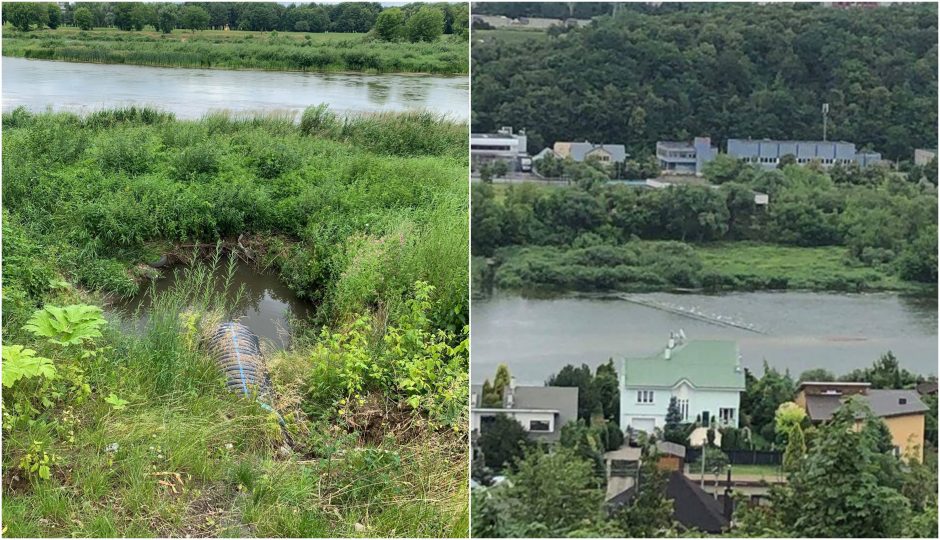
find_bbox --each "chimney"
[506,377,517,408]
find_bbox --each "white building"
[471,381,578,442]
[619,334,745,434]
[470,127,528,171]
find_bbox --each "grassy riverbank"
[2,27,468,74]
[2,107,469,537]
[486,241,918,294]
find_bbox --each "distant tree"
[491,159,509,179]
[129,3,154,31]
[664,396,686,445]
[450,2,469,38]
[477,413,529,471]
[703,153,747,185]
[73,6,93,31]
[777,153,797,169]
[6,2,49,31]
[560,420,606,479]
[293,20,309,32]
[547,363,599,422]
[775,402,807,471]
[156,4,178,34]
[373,7,404,41]
[111,2,136,31]
[481,364,511,407]
[180,6,209,33]
[406,5,444,43]
[479,163,494,183]
[797,368,836,383]
[841,351,920,389]
[46,3,60,29]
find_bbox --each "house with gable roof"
[619,333,745,434]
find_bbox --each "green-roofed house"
[619,334,745,434]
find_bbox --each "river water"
[2,57,469,120]
[117,260,312,349]
[471,291,938,384]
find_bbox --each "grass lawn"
[2,25,468,74]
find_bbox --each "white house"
[470,382,578,443]
[619,334,745,434]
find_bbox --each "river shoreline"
[1,52,469,77]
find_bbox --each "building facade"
[470,382,578,443]
[620,336,745,434]
[470,126,528,171]
[796,381,927,462]
[553,141,627,164]
[727,139,882,169]
[656,137,718,176]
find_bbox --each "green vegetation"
[2,26,467,74]
[2,107,468,537]
[473,2,937,162]
[4,2,469,36]
[473,160,936,294]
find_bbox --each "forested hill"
[471,3,938,161]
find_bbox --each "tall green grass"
[2,27,468,74]
[2,106,468,329]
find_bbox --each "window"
[678,399,689,421]
[719,407,735,425]
[529,420,551,432]
[636,390,654,404]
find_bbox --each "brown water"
[118,259,313,349]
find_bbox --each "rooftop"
[804,389,927,421]
[622,339,745,390]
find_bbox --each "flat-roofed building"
[470,126,528,171]
[656,137,718,176]
[727,139,881,169]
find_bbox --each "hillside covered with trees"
[472,2,937,161]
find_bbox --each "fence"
[685,448,782,466]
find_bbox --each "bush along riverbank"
[1,107,469,537]
[471,159,937,295]
[1,27,469,74]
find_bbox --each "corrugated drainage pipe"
[208,321,286,429]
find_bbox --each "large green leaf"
[23,304,107,346]
[2,345,57,388]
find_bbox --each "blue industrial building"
[726,139,882,169]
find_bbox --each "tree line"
[472,160,938,286]
[472,2,937,162]
[3,2,467,40]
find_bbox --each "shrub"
[172,142,221,181]
[93,127,159,175]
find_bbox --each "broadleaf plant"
[2,345,57,388]
[23,304,107,346]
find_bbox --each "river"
[471,291,938,384]
[2,57,469,120]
